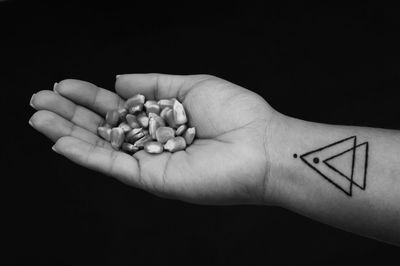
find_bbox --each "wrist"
[261,111,297,207]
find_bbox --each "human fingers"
[30,90,104,134]
[54,79,125,116]
[29,110,112,149]
[53,136,143,188]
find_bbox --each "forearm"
[268,113,400,246]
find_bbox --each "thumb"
[115,73,209,101]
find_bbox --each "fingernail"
[116,74,122,79]
[28,119,34,127]
[52,145,59,153]
[53,82,59,94]
[30,94,36,108]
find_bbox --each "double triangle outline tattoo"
[299,136,369,196]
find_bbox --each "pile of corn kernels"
[97,94,195,154]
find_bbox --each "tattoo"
[294,136,369,196]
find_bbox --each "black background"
[3,1,400,265]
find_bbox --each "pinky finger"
[53,136,145,189]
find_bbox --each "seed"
[130,131,145,143]
[144,141,164,154]
[148,113,165,125]
[164,108,178,128]
[121,142,139,154]
[126,114,140,128]
[173,100,187,125]
[128,103,143,114]
[155,126,175,144]
[117,108,128,121]
[158,99,175,110]
[164,136,186,152]
[110,127,125,149]
[160,107,171,121]
[133,134,152,148]
[105,110,120,127]
[125,94,145,109]
[98,94,195,155]
[149,119,157,139]
[144,100,161,115]
[175,124,187,136]
[97,126,111,141]
[136,112,149,128]
[183,127,196,145]
[148,113,166,139]
[125,128,144,143]
[118,122,132,133]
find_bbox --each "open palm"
[30,74,276,205]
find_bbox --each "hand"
[29,74,278,205]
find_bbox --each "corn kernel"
[125,94,145,109]
[105,110,120,127]
[173,100,187,125]
[97,126,111,141]
[144,141,164,154]
[175,124,187,136]
[155,126,175,144]
[144,100,161,115]
[136,112,149,128]
[110,127,125,149]
[164,136,186,152]
[183,127,196,145]
[121,142,139,154]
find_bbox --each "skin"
[29,74,400,246]
[29,74,276,205]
